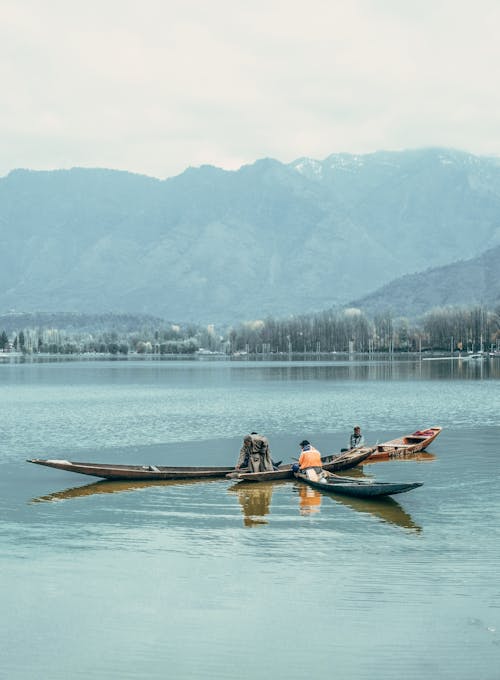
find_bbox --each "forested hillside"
[351,245,500,316]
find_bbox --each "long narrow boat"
[363,426,442,463]
[294,470,423,498]
[227,446,374,483]
[27,459,236,480]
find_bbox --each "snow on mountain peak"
[291,158,324,178]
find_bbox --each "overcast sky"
[1,0,500,179]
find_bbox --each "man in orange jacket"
[298,440,323,474]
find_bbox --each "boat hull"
[294,471,423,498]
[27,459,236,480]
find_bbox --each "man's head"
[244,435,252,444]
[299,439,310,448]
[354,426,361,433]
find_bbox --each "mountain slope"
[350,245,500,317]
[1,148,500,321]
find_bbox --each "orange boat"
[363,426,442,463]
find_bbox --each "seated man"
[349,425,365,450]
[298,440,323,480]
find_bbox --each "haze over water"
[1,357,499,679]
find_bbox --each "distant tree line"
[0,322,221,356]
[1,305,499,356]
[228,305,500,354]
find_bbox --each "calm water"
[1,357,499,679]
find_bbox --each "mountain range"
[1,148,499,322]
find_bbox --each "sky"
[1,0,500,179]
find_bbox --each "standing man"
[349,425,365,449]
[235,433,273,473]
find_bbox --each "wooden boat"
[27,458,236,480]
[363,426,442,463]
[226,446,374,483]
[294,469,423,498]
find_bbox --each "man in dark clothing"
[235,433,273,472]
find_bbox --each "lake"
[1,357,499,679]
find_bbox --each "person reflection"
[231,483,274,527]
[298,484,322,516]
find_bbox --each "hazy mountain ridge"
[0,311,168,334]
[1,148,500,321]
[350,245,500,317]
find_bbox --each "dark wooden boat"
[27,458,236,480]
[226,446,374,483]
[294,470,423,498]
[363,426,442,463]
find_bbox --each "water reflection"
[363,451,437,466]
[227,481,278,527]
[291,481,421,531]
[226,473,421,531]
[237,357,500,381]
[334,467,371,478]
[297,485,322,515]
[30,477,219,503]
[330,494,422,532]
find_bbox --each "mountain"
[350,245,500,317]
[1,148,500,322]
[0,311,169,335]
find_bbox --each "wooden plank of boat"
[27,459,236,480]
[362,426,442,463]
[227,446,374,483]
[294,470,423,498]
[226,464,293,483]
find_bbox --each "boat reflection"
[227,481,282,527]
[363,451,437,466]
[31,477,219,503]
[330,494,422,532]
[32,475,421,532]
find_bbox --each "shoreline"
[1,350,495,363]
